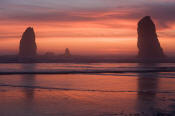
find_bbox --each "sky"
[0,0,175,56]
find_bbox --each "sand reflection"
[137,63,160,114]
[20,64,36,101]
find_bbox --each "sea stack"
[19,27,37,58]
[137,16,165,59]
[64,48,71,57]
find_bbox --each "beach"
[0,63,174,116]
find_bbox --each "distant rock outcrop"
[64,48,71,57]
[137,16,165,59]
[19,27,37,58]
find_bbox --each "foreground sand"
[0,73,175,116]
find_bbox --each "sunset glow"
[1,0,175,56]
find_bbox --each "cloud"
[0,0,175,38]
[125,2,175,29]
[1,1,175,29]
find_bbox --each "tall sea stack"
[137,16,165,59]
[19,27,37,58]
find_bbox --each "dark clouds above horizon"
[0,0,175,29]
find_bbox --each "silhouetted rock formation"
[64,48,71,57]
[137,16,165,59]
[19,27,37,58]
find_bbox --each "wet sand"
[0,73,175,116]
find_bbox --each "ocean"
[0,63,175,116]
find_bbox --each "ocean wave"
[0,67,175,75]
[0,84,175,93]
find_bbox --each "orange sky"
[0,0,175,56]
